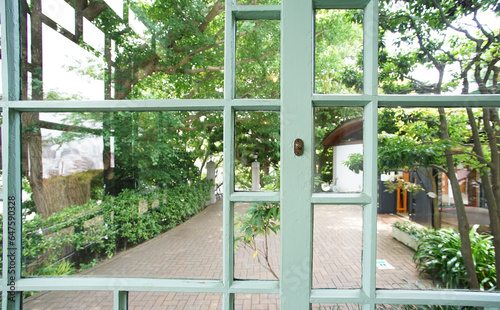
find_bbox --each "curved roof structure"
[322,117,363,147]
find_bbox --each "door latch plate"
[294,138,304,156]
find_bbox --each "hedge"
[1,178,213,276]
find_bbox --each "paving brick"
[23,203,433,309]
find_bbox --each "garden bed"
[391,221,426,251]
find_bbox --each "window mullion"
[1,0,21,101]
[2,108,23,309]
[223,1,236,309]
[280,0,314,308]
[361,0,379,305]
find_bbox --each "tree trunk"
[23,0,49,217]
[467,107,500,289]
[22,113,48,217]
[426,167,441,229]
[439,108,480,289]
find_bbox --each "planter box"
[392,226,419,251]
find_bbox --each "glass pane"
[21,111,223,279]
[378,1,498,95]
[129,292,221,309]
[313,205,362,289]
[235,111,280,192]
[234,202,280,280]
[377,107,497,291]
[376,211,434,289]
[236,20,280,99]
[314,107,364,193]
[24,291,113,309]
[234,294,279,309]
[21,0,225,100]
[315,10,363,94]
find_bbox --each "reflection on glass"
[23,291,113,309]
[236,20,280,99]
[376,107,498,291]
[378,1,498,95]
[21,0,225,100]
[21,111,223,279]
[234,203,280,280]
[314,107,364,193]
[315,9,363,94]
[313,205,362,289]
[235,111,280,192]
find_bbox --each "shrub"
[393,221,428,241]
[413,225,496,290]
[6,178,213,277]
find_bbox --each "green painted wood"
[230,192,280,202]
[1,2,22,309]
[0,0,21,101]
[3,99,282,111]
[223,3,236,307]
[2,0,500,309]
[2,108,23,310]
[229,280,280,294]
[311,193,371,205]
[376,289,500,307]
[16,278,224,292]
[280,0,314,309]
[310,289,368,303]
[313,0,371,9]
[4,99,226,111]
[114,291,128,310]
[222,102,236,310]
[360,3,379,306]
[361,101,378,302]
[313,94,500,107]
[233,5,281,20]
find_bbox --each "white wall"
[333,143,363,193]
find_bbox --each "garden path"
[23,201,431,309]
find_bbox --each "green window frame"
[1,0,500,309]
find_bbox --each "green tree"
[377,0,500,289]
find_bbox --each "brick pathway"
[23,202,431,309]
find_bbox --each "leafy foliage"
[234,169,280,278]
[384,179,424,195]
[1,179,212,277]
[413,225,496,290]
[393,221,429,241]
[234,202,280,279]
